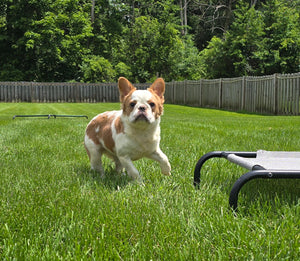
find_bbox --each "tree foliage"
[0,0,299,82]
[199,0,300,78]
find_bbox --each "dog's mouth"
[134,113,149,122]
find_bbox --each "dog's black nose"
[138,105,146,112]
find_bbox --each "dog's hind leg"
[84,137,105,177]
[113,157,124,174]
[90,151,104,176]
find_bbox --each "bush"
[80,56,115,83]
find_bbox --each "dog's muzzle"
[135,112,149,122]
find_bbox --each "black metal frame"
[13,114,88,119]
[194,151,300,211]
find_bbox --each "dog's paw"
[130,177,145,186]
[91,166,105,178]
[161,162,171,176]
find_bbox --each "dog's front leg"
[118,156,142,181]
[148,149,171,176]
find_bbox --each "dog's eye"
[130,102,136,108]
[149,102,155,108]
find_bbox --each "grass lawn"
[0,103,299,260]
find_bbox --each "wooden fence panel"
[244,77,256,113]
[221,77,243,111]
[164,82,174,104]
[172,81,185,105]
[185,81,201,106]
[0,73,300,115]
[201,79,220,108]
[251,75,275,114]
[277,74,300,115]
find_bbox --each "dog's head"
[118,77,165,125]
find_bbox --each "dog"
[84,77,171,181]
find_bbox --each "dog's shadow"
[76,163,132,191]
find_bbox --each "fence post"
[274,73,278,115]
[219,78,223,109]
[184,79,186,105]
[199,79,202,107]
[172,80,175,104]
[296,76,300,115]
[241,76,245,111]
[30,82,35,102]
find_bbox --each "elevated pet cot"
[194,150,300,210]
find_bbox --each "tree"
[24,0,93,81]
[179,0,188,35]
[0,0,50,80]
[187,0,236,50]
[198,0,300,78]
[80,55,115,82]
[226,1,266,75]
[120,16,179,82]
[0,0,94,81]
[118,15,201,82]
[261,0,300,74]
[1,0,298,82]
[198,36,232,78]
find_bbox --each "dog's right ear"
[118,77,136,102]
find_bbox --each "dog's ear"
[118,77,136,102]
[148,78,165,100]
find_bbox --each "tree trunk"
[91,0,95,24]
[184,0,188,35]
[180,0,185,35]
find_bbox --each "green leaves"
[0,0,203,82]
[80,55,115,83]
[262,0,300,74]
[199,0,300,78]
[1,0,299,82]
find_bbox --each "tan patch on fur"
[85,112,116,153]
[147,89,164,118]
[122,89,136,116]
[148,78,165,100]
[114,116,124,134]
[118,77,136,102]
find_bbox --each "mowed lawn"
[0,103,299,260]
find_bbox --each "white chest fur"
[114,116,161,161]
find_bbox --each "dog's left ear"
[148,78,165,101]
[118,77,136,102]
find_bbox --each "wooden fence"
[1,73,299,115]
[165,73,300,115]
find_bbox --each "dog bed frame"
[194,150,300,210]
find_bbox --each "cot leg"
[194,151,257,188]
[193,151,225,187]
[229,171,261,211]
[229,170,300,211]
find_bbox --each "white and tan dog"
[84,77,171,181]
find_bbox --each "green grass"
[0,103,299,260]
